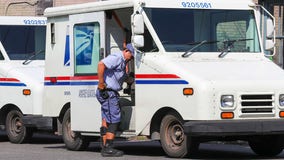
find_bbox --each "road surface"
[0,132,284,160]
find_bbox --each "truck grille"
[240,94,274,115]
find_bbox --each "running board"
[80,130,137,138]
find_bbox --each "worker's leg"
[101,92,123,157]
[101,123,123,157]
[100,118,107,147]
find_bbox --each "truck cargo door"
[69,11,105,133]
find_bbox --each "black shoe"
[101,147,124,157]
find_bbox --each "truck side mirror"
[266,18,274,38]
[132,13,144,48]
[133,14,144,34]
[133,35,144,48]
[265,40,275,51]
[265,18,275,51]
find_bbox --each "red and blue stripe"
[0,78,26,86]
[44,74,188,86]
[136,74,188,84]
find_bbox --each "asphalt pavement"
[1,131,284,160]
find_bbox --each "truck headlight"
[279,94,284,106]
[221,95,234,108]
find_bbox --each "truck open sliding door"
[69,11,105,133]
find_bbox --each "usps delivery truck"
[42,0,284,158]
[0,16,46,143]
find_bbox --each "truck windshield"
[0,25,46,60]
[144,8,261,53]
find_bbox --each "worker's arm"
[97,61,106,90]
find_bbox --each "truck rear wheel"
[160,112,199,158]
[6,110,33,144]
[62,109,89,151]
[248,136,283,157]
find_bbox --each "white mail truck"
[41,0,284,158]
[0,16,46,143]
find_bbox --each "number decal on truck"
[23,19,47,25]
[181,2,212,8]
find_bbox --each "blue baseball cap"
[126,43,135,57]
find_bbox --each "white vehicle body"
[43,0,284,157]
[0,16,47,143]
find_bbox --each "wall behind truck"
[53,0,98,7]
[0,0,52,16]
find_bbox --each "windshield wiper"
[218,38,253,58]
[182,40,219,58]
[23,50,45,65]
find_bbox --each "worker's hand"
[125,76,134,85]
[125,72,134,85]
[98,82,106,90]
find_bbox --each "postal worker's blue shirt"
[102,52,127,91]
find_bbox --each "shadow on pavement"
[0,130,63,144]
[30,133,63,144]
[190,143,284,159]
[89,141,284,159]
[88,140,165,157]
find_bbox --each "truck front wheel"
[160,112,199,158]
[6,110,33,143]
[62,109,89,151]
[248,136,283,157]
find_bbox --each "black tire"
[160,112,199,158]
[6,110,33,144]
[62,109,89,151]
[248,136,283,157]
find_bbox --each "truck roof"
[44,0,255,18]
[44,0,133,17]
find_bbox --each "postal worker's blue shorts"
[96,89,121,124]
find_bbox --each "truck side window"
[74,22,100,74]
[0,25,46,60]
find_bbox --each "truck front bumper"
[183,119,284,136]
